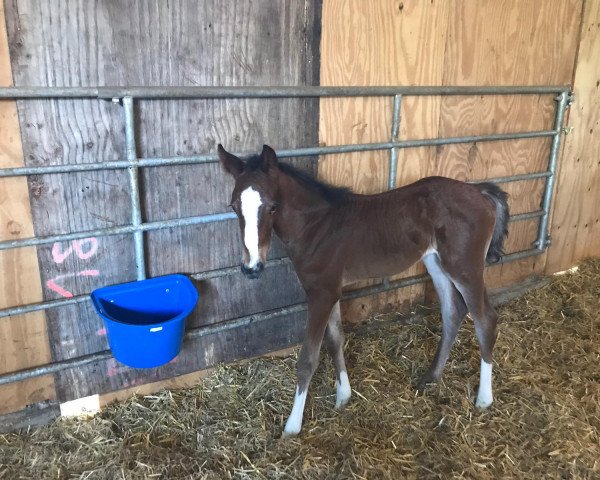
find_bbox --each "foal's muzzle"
[241,262,264,279]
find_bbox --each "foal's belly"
[342,247,426,286]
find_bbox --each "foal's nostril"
[241,262,264,279]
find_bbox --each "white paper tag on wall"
[60,394,101,418]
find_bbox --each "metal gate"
[0,85,571,387]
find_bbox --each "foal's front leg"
[283,291,339,438]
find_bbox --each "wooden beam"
[0,1,55,415]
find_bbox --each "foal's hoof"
[416,374,437,393]
[335,395,351,410]
[475,396,493,410]
[281,428,300,439]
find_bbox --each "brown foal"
[218,144,509,438]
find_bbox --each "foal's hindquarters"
[283,178,507,438]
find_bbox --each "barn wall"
[547,1,600,272]
[319,0,583,322]
[0,2,55,415]
[0,0,598,421]
[2,0,321,408]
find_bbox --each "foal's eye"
[269,204,278,215]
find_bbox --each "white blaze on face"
[240,187,263,268]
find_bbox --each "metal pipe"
[0,130,558,179]
[469,171,552,185]
[123,97,146,280]
[0,303,308,386]
[0,85,568,388]
[0,161,551,252]
[388,95,402,189]
[0,350,114,386]
[191,257,292,281]
[536,91,569,250]
[499,248,543,263]
[0,253,283,318]
[0,85,569,99]
[508,210,544,223]
[0,211,237,251]
[0,296,89,319]
[186,303,309,340]
[0,230,540,320]
[0,247,544,385]
[343,274,429,301]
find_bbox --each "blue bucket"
[90,274,199,368]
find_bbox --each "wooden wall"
[547,0,600,272]
[2,0,321,406]
[1,0,599,421]
[0,1,55,416]
[319,0,583,321]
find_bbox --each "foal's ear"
[260,144,278,172]
[217,144,244,178]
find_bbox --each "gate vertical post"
[536,90,570,252]
[388,94,402,189]
[123,96,147,280]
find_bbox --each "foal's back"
[337,176,496,283]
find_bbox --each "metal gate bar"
[536,91,569,251]
[0,85,567,99]
[123,96,146,280]
[0,129,557,179]
[0,85,570,386]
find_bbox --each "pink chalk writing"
[96,327,107,336]
[48,237,100,298]
[46,269,100,298]
[121,378,144,389]
[51,237,98,264]
[106,358,128,378]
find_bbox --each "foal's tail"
[475,182,510,264]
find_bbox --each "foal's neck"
[272,169,340,247]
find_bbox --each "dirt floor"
[1,260,599,479]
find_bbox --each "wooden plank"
[319,0,450,323]
[97,345,296,407]
[0,0,55,415]
[4,0,321,402]
[436,0,582,289]
[57,310,307,401]
[319,0,582,321]
[547,1,600,273]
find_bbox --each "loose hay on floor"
[1,259,599,479]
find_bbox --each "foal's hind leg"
[419,253,468,391]
[443,267,499,409]
[325,301,351,409]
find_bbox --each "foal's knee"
[297,347,320,391]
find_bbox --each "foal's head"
[218,144,280,279]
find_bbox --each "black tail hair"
[475,182,510,264]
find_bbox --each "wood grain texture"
[547,1,600,273]
[319,0,582,322]
[319,0,450,322]
[4,0,321,402]
[439,0,581,288]
[58,310,307,401]
[0,0,55,415]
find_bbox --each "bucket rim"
[90,273,198,327]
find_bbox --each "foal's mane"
[244,155,352,204]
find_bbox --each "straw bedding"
[1,259,598,479]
